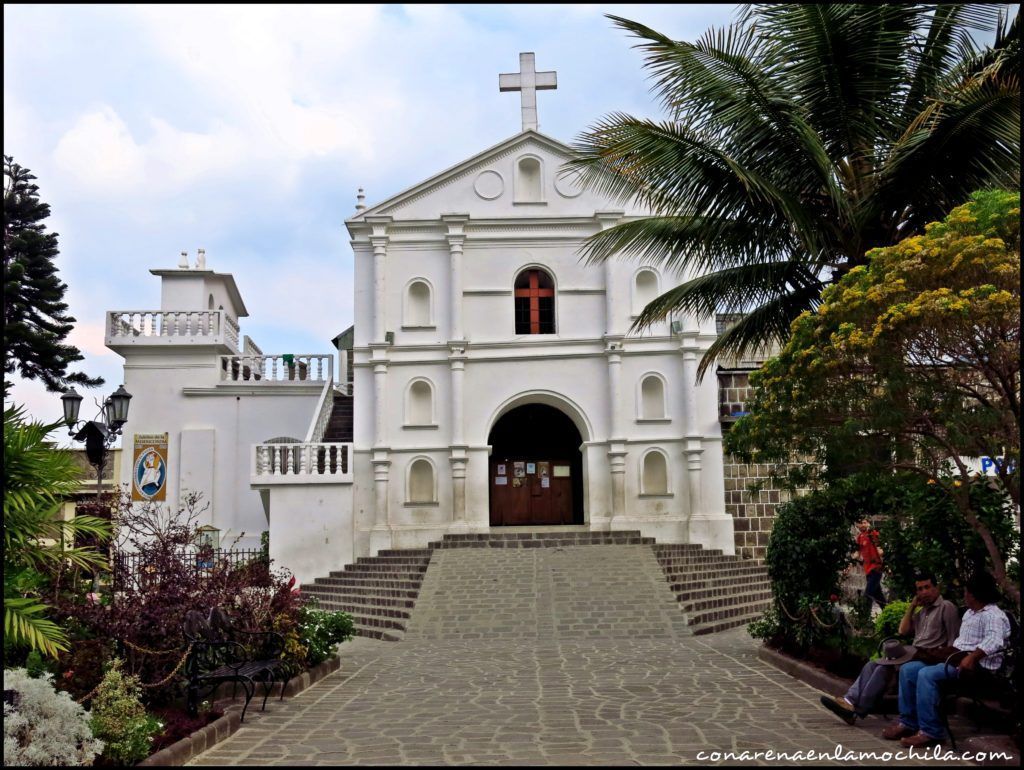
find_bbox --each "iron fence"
[112,548,269,590]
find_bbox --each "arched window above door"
[514,268,555,335]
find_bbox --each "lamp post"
[61,384,133,500]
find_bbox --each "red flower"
[829,594,839,603]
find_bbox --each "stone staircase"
[322,392,353,442]
[653,543,771,635]
[302,529,770,641]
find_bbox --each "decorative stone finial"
[355,188,366,213]
[179,250,189,268]
[196,248,206,270]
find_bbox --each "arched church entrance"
[487,403,584,526]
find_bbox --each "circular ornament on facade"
[473,170,505,200]
[554,170,583,198]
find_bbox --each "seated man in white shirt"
[882,573,1011,748]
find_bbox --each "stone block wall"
[717,369,797,561]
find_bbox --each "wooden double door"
[489,457,573,526]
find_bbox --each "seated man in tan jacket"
[820,573,960,724]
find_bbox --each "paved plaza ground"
[190,546,1009,766]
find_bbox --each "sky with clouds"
[5,3,742,430]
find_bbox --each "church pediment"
[347,130,643,225]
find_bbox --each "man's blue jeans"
[898,660,959,739]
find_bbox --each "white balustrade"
[252,442,352,483]
[219,354,333,383]
[107,310,241,351]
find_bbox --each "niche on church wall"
[515,155,544,203]
[403,279,434,328]
[638,374,668,421]
[640,449,670,496]
[405,379,435,426]
[633,269,659,316]
[407,457,437,504]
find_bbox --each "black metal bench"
[183,607,293,722]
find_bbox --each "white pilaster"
[449,346,469,530]
[443,214,469,344]
[605,340,627,528]
[366,216,392,344]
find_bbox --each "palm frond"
[4,598,69,658]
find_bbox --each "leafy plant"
[3,405,112,658]
[875,601,912,640]
[89,658,163,765]
[3,667,104,766]
[299,605,355,667]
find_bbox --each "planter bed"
[138,654,341,766]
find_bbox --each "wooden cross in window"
[514,270,554,334]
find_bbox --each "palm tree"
[569,4,1020,377]
[4,405,112,657]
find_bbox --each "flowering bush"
[299,605,355,667]
[89,658,163,765]
[3,667,104,766]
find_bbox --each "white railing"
[243,335,263,356]
[107,310,240,351]
[305,377,336,442]
[252,442,352,482]
[219,354,333,383]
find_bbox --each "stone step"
[690,611,768,636]
[313,576,425,591]
[303,601,411,620]
[356,555,432,565]
[429,536,655,549]
[677,589,773,614]
[352,624,404,643]
[376,549,433,558]
[667,569,769,591]
[685,599,772,628]
[654,544,724,556]
[439,530,643,541]
[302,590,416,608]
[659,561,765,577]
[330,568,428,581]
[655,557,753,569]
[339,562,430,575]
[308,581,420,599]
[670,574,771,597]
[345,613,407,631]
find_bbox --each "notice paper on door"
[513,462,525,478]
[541,476,550,488]
[538,462,549,478]
[495,476,508,486]
[553,465,570,477]
[497,464,506,476]
[526,462,536,474]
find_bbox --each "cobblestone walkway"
[191,547,973,765]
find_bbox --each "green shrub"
[88,659,163,765]
[878,476,1018,603]
[298,606,355,667]
[874,600,911,640]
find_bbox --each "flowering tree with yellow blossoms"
[727,190,1020,605]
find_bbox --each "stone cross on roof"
[499,52,557,132]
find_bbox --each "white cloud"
[52,106,146,190]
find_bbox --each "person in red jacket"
[855,517,887,610]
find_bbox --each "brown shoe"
[900,732,942,748]
[881,723,916,740]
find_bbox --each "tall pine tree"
[3,155,102,396]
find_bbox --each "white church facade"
[108,54,734,585]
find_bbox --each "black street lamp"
[61,384,133,499]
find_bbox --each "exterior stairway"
[653,543,771,635]
[322,392,353,443]
[302,530,771,641]
[304,548,432,641]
